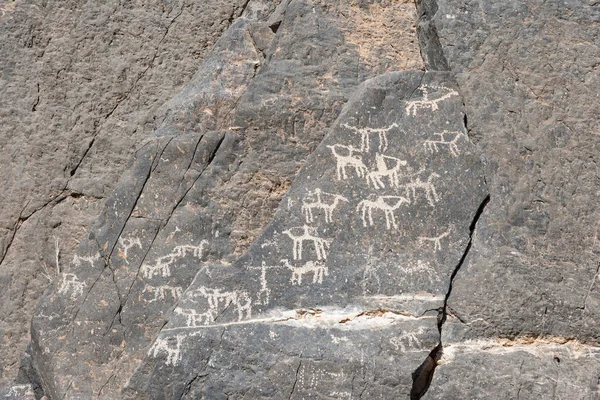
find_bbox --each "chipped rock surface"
[122,71,487,398]
[0,0,598,398]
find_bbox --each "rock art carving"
[418,230,451,251]
[140,240,209,278]
[174,307,215,327]
[399,171,441,207]
[340,122,401,152]
[72,253,100,268]
[5,384,34,397]
[366,153,408,189]
[57,273,87,297]
[148,334,185,366]
[326,144,367,180]
[423,130,465,157]
[357,195,410,230]
[117,236,142,264]
[282,225,331,260]
[143,283,183,303]
[405,85,458,116]
[301,188,348,223]
[188,286,252,323]
[281,259,329,285]
[248,261,283,305]
[390,327,427,352]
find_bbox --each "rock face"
[1,0,599,399]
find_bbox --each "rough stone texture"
[23,0,425,397]
[123,70,487,399]
[417,0,600,397]
[0,0,252,386]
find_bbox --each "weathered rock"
[413,0,600,396]
[122,71,487,398]
[27,0,425,397]
[0,0,253,385]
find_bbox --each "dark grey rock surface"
[1,0,599,397]
[122,71,487,398]
[22,0,426,397]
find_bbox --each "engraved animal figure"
[390,327,427,352]
[148,335,184,366]
[357,195,410,230]
[423,130,464,157]
[418,230,451,251]
[173,239,209,258]
[72,253,100,268]
[190,286,252,322]
[405,85,458,116]
[174,307,215,327]
[327,144,368,180]
[140,254,177,278]
[144,283,183,303]
[340,122,400,152]
[366,153,408,189]
[282,225,331,260]
[58,273,87,297]
[301,188,348,223]
[140,240,209,278]
[118,236,142,264]
[281,259,329,285]
[400,171,441,207]
[5,385,34,397]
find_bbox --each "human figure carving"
[405,86,458,116]
[282,225,331,260]
[357,195,410,230]
[423,130,464,157]
[366,153,408,189]
[326,144,368,180]
[301,188,348,223]
[281,259,329,285]
[340,122,401,152]
[148,335,184,366]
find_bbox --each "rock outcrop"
[0,0,598,398]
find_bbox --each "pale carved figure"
[418,230,451,251]
[357,195,410,230]
[282,225,331,260]
[248,261,283,305]
[327,144,368,180]
[301,188,348,223]
[189,286,252,322]
[366,153,408,189]
[140,240,209,278]
[58,273,87,297]
[340,122,401,152]
[423,130,464,157]
[143,283,183,303]
[174,307,215,327]
[399,170,441,207]
[148,334,185,366]
[72,253,100,268]
[405,85,458,116]
[281,259,329,285]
